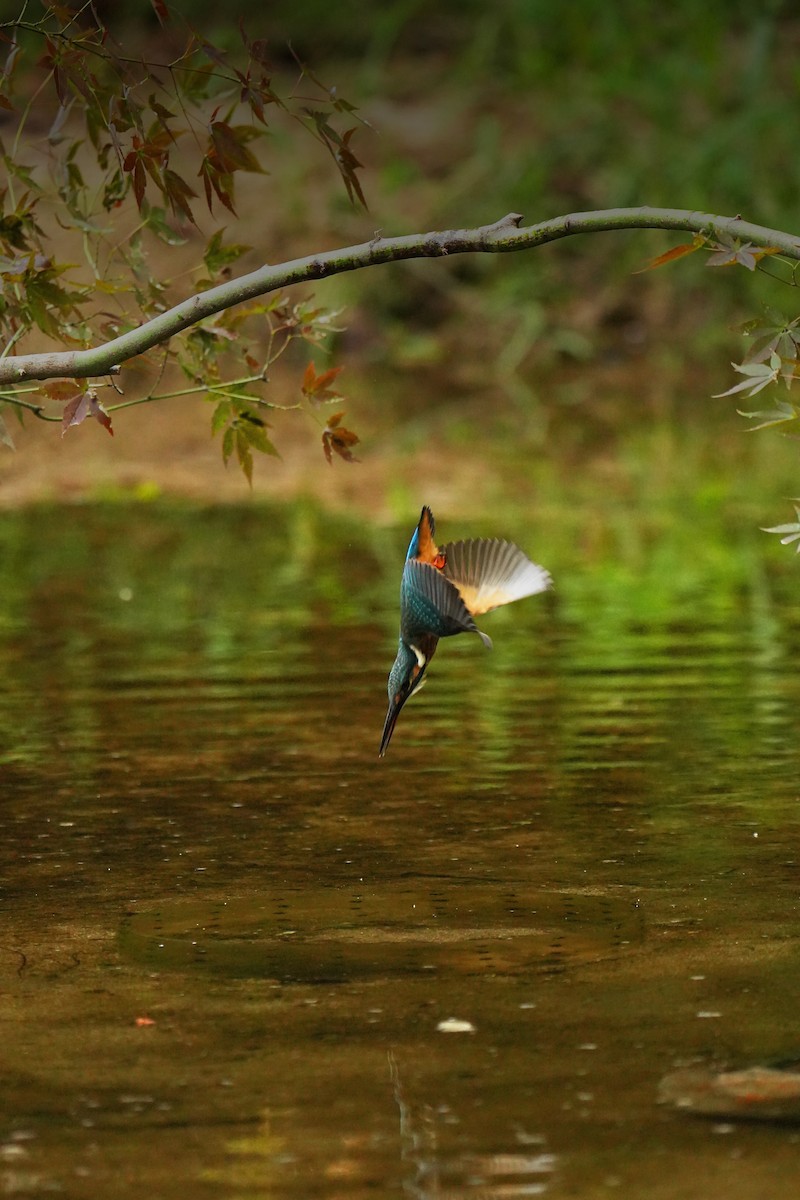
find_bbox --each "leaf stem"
[0,393,49,418]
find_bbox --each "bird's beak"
[378,693,406,758]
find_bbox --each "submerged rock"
[660,1064,800,1122]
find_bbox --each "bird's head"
[379,639,428,757]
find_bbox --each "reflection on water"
[120,882,643,980]
[1,502,800,1198]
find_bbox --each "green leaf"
[238,412,279,457]
[737,400,798,431]
[210,400,232,434]
[763,506,800,550]
[713,361,778,400]
[101,168,128,211]
[203,228,250,276]
[143,202,188,246]
[235,427,254,484]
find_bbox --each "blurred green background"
[3,0,800,522]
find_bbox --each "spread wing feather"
[441,539,552,616]
[402,560,492,647]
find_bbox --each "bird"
[379,505,552,756]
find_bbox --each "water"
[1,501,800,1198]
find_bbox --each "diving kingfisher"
[379,506,552,756]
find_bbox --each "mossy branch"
[2,206,798,386]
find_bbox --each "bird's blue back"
[400,564,448,641]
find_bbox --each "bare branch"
[2,207,798,385]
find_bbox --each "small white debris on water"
[437,1017,475,1033]
[697,1011,722,1019]
[0,1145,28,1161]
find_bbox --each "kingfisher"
[379,506,551,756]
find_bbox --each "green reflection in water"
[1,498,800,1199]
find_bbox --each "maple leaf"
[301,361,344,404]
[209,122,265,175]
[123,147,147,209]
[239,74,281,125]
[245,38,271,68]
[217,408,278,483]
[24,269,86,337]
[736,399,798,431]
[706,241,780,272]
[713,354,783,401]
[236,426,253,484]
[199,39,229,70]
[210,400,232,435]
[198,155,236,215]
[40,379,86,401]
[322,411,359,465]
[143,202,188,246]
[163,167,198,225]
[203,228,250,276]
[763,505,800,552]
[61,388,114,437]
[149,94,177,127]
[634,234,706,273]
[237,411,279,458]
[335,127,366,209]
[302,111,367,209]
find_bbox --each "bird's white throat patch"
[410,644,426,668]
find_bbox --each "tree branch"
[2,206,797,385]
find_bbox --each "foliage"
[637,243,800,440]
[763,505,800,554]
[1,4,800,543]
[634,235,800,547]
[0,1,366,473]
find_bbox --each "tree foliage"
[1,5,800,544]
[0,1,367,464]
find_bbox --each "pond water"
[1,500,800,1198]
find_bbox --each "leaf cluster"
[639,232,800,545]
[0,1,368,475]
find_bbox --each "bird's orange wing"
[441,539,552,615]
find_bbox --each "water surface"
[1,501,799,1198]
